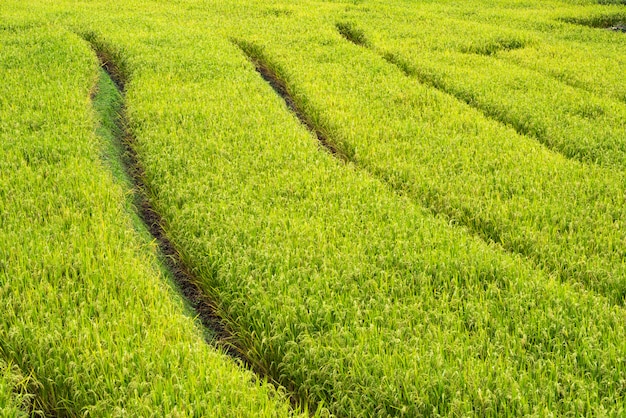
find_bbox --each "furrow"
[1,25,300,417]
[336,26,597,167]
[91,45,253,371]
[233,40,551,288]
[237,32,626,305]
[236,42,348,163]
[5,2,626,415]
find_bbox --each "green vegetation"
[2,0,626,416]
[399,3,626,104]
[501,15,626,104]
[0,360,30,418]
[101,23,626,414]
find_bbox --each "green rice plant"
[332,10,626,168]
[392,2,626,104]
[0,24,299,417]
[499,10,626,103]
[0,360,30,418]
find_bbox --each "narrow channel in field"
[91,42,265,377]
[235,40,348,162]
[234,29,626,305]
[89,39,321,416]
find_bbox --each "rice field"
[1,0,626,416]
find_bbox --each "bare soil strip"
[561,14,626,31]
[237,44,348,162]
[336,23,369,47]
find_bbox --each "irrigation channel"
[236,42,348,162]
[90,44,308,413]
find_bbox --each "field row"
[340,20,626,168]
[395,0,626,102]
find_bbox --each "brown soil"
[243,52,349,162]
